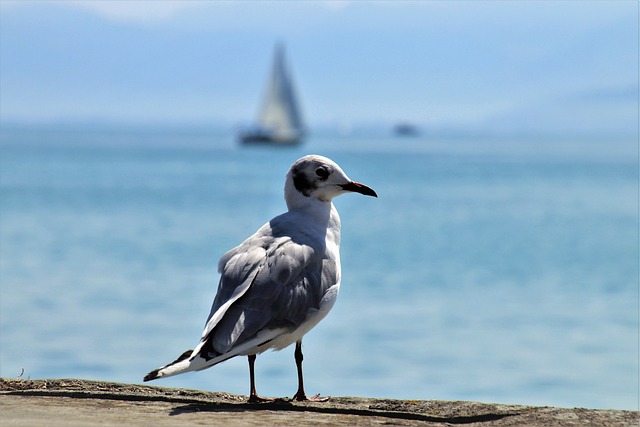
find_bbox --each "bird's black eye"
[314,166,329,180]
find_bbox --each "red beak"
[340,181,378,197]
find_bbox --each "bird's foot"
[292,392,330,402]
[247,393,276,403]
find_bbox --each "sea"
[0,125,638,410]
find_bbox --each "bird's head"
[285,155,377,209]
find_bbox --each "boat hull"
[239,136,301,146]
[239,130,303,146]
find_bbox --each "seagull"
[144,154,377,402]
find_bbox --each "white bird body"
[144,155,376,401]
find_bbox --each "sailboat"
[239,44,305,145]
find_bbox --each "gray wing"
[194,218,335,360]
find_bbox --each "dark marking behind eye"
[292,165,314,197]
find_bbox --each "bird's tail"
[144,327,291,382]
[143,345,238,382]
[144,349,200,382]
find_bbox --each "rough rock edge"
[1,378,638,426]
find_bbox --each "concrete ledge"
[1,378,637,426]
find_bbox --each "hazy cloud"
[1,0,637,135]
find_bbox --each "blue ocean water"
[0,127,637,410]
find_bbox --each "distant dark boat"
[393,123,420,137]
[239,44,305,146]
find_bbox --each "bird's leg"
[247,354,274,403]
[292,340,329,402]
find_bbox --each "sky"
[0,0,638,136]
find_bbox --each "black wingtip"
[143,370,160,382]
[143,349,194,382]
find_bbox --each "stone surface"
[1,378,637,426]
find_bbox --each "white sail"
[257,44,304,142]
